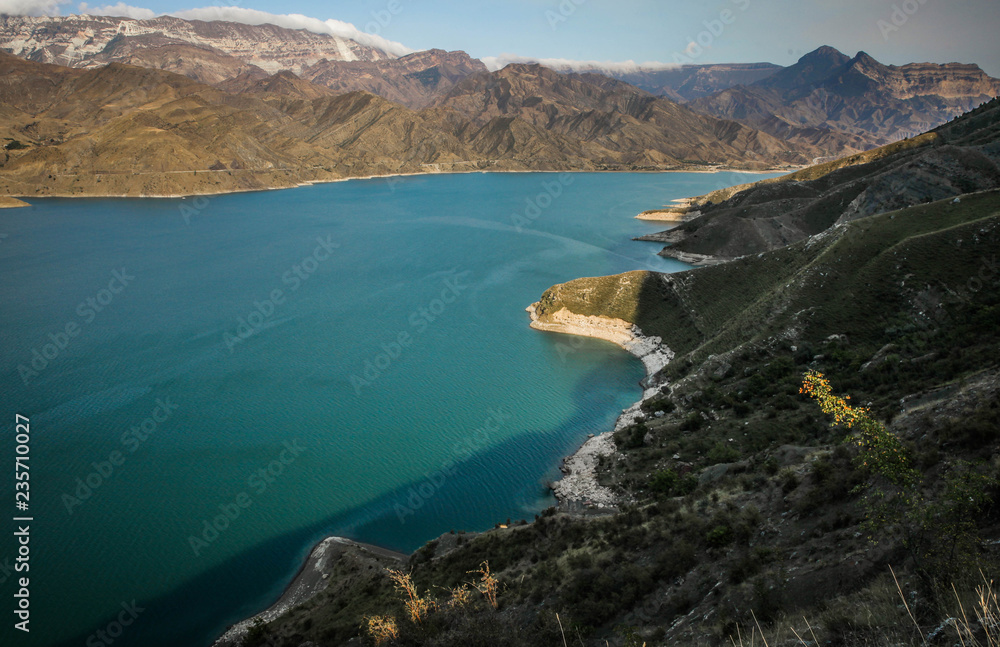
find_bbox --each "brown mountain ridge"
[0,51,814,198]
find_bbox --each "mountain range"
[1,15,997,193]
[0,47,821,197]
[689,46,1000,152]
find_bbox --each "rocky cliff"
[0,14,389,76]
[689,46,1000,152]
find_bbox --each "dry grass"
[446,583,474,609]
[950,573,1000,647]
[469,561,500,610]
[725,570,1000,647]
[363,614,399,646]
[387,569,436,624]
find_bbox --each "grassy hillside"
[644,97,1000,262]
[233,191,1000,647]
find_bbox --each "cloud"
[78,2,155,19]
[0,1,414,57]
[169,7,414,57]
[0,0,69,15]
[481,53,677,74]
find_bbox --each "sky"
[2,0,999,77]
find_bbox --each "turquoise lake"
[0,171,781,646]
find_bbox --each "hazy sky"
[5,0,1000,76]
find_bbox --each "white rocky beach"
[526,304,674,508]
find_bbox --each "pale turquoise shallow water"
[0,171,780,646]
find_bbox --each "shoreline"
[212,536,407,646]
[525,304,673,509]
[0,196,30,208]
[0,166,797,202]
[211,302,674,642]
[66,166,728,643]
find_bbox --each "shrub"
[615,423,646,450]
[779,468,799,493]
[705,525,734,548]
[707,442,740,465]
[680,413,704,432]
[655,540,696,579]
[649,469,678,494]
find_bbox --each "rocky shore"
[526,303,673,509]
[212,536,406,646]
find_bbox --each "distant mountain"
[689,46,1000,152]
[0,15,489,110]
[433,64,819,168]
[296,49,488,109]
[638,97,1000,263]
[0,14,390,76]
[602,63,782,102]
[0,52,812,198]
[4,20,996,158]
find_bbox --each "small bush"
[707,442,740,465]
[706,525,734,548]
[680,413,704,432]
[779,468,799,493]
[649,469,678,494]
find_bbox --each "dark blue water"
[0,171,780,646]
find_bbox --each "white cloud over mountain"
[0,0,69,16]
[481,53,676,73]
[168,7,414,57]
[1,2,414,57]
[77,2,155,19]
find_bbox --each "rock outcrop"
[689,46,1000,153]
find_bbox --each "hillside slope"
[435,64,819,168]
[641,97,1000,263]
[217,190,1000,647]
[0,53,816,198]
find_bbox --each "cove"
[0,170,782,646]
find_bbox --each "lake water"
[0,171,780,646]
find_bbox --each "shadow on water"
[52,348,644,647]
